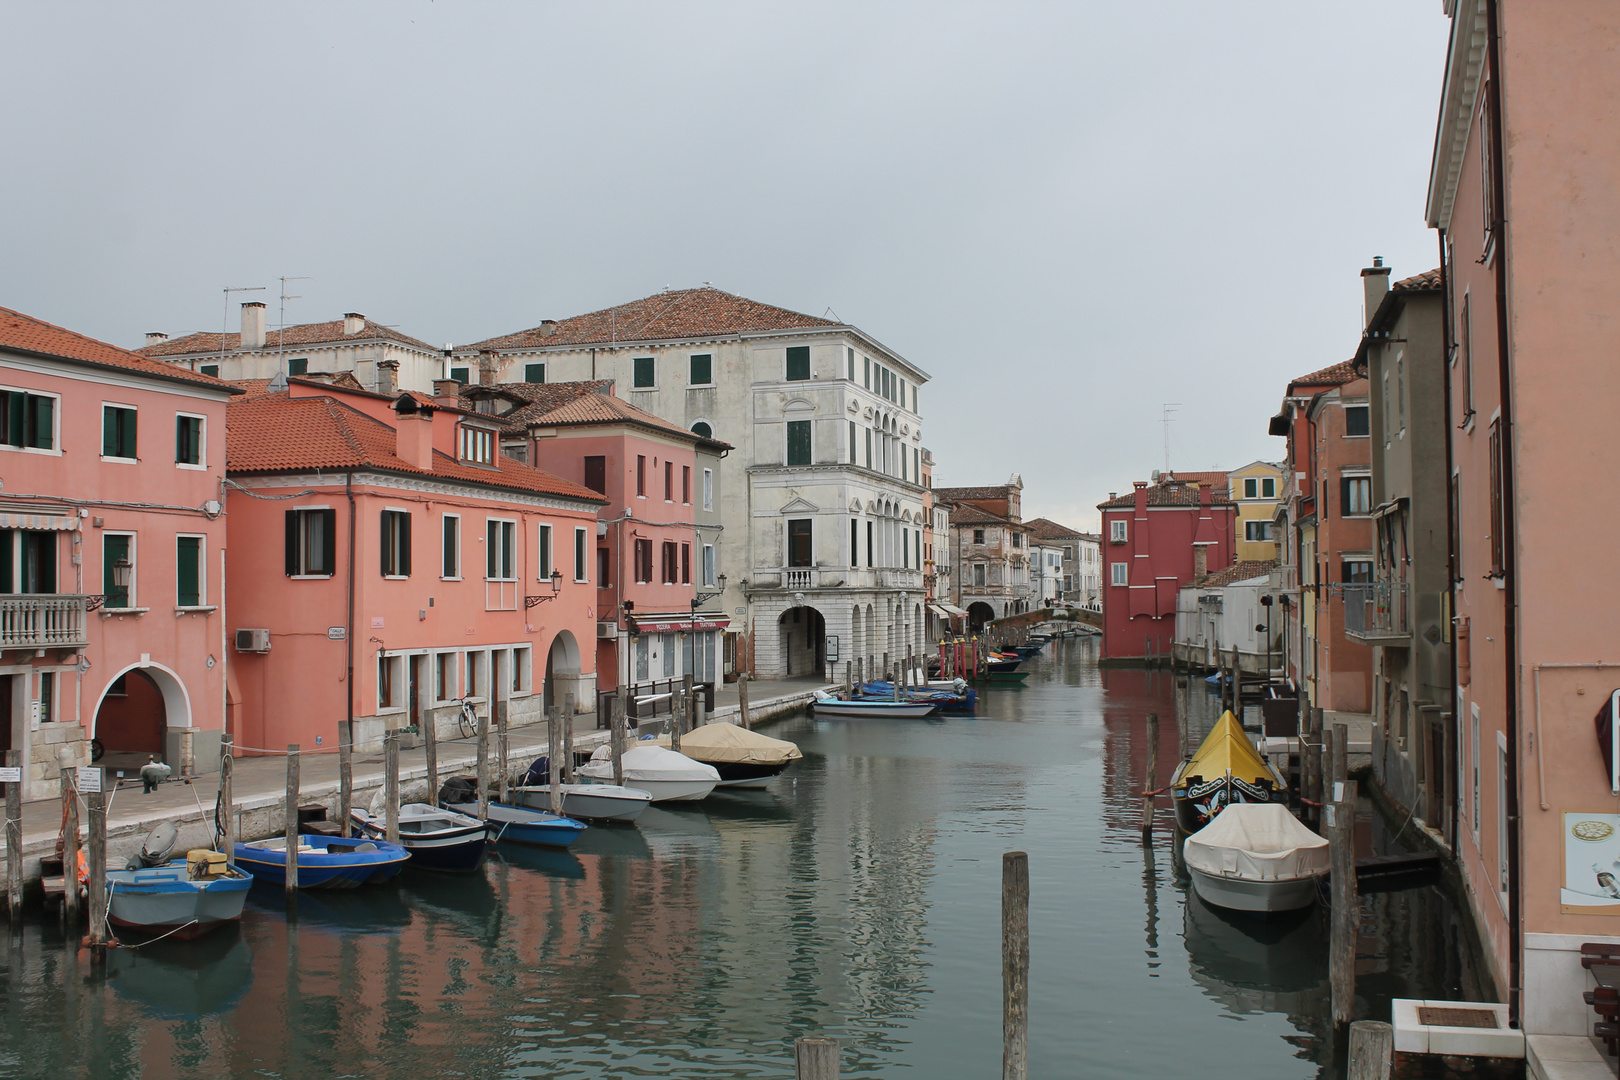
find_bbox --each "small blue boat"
[445,800,589,848]
[233,835,409,890]
[105,860,254,940]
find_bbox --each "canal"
[0,638,1485,1078]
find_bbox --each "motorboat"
[577,744,721,801]
[811,692,938,719]
[514,757,654,822]
[651,722,803,788]
[1183,803,1328,914]
[859,679,976,712]
[233,835,409,889]
[441,796,590,847]
[1170,711,1288,833]
[105,854,253,940]
[349,804,489,873]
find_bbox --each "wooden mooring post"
[5,749,22,920]
[1347,1019,1394,1080]
[85,789,108,947]
[339,722,354,836]
[497,697,511,804]
[62,768,80,926]
[284,745,300,895]
[384,731,400,844]
[424,694,440,807]
[476,705,491,820]
[548,706,563,815]
[738,674,751,730]
[1328,725,1357,1028]
[610,694,626,787]
[795,1036,840,1079]
[563,693,577,782]
[1003,850,1030,1080]
[1141,713,1159,841]
[219,736,235,861]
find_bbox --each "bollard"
[339,723,354,837]
[794,1036,840,1080]
[1003,851,1030,1080]
[424,693,440,808]
[1328,721,1347,795]
[738,673,751,730]
[497,697,510,804]
[62,768,81,925]
[384,731,400,844]
[284,745,300,895]
[610,694,626,787]
[476,706,491,820]
[220,735,235,861]
[1347,1019,1394,1080]
[5,750,22,919]
[548,706,563,816]
[1330,778,1359,1027]
[86,790,108,947]
[563,692,577,783]
[1141,713,1159,841]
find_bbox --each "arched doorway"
[778,606,825,678]
[544,630,582,710]
[94,663,190,766]
[967,601,996,632]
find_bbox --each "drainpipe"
[346,471,357,765]
[1485,0,1522,1030]
[1439,226,1460,856]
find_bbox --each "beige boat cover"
[1183,803,1329,882]
[649,722,804,765]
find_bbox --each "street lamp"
[525,569,565,608]
[1258,594,1274,685]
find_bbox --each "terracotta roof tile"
[1288,359,1358,390]
[1161,470,1230,489]
[459,381,728,446]
[463,287,839,351]
[1096,481,1237,510]
[1393,268,1443,291]
[140,317,437,358]
[226,393,606,504]
[933,484,1020,502]
[1198,560,1279,587]
[1025,517,1083,541]
[944,503,1025,527]
[1,305,239,392]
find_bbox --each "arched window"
[691,421,712,439]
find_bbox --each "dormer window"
[460,424,495,465]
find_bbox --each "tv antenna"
[269,275,311,391]
[219,285,266,374]
[1162,403,1182,474]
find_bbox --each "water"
[0,640,1484,1078]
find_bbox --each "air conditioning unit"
[234,629,272,653]
[597,621,617,640]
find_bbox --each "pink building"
[1,306,237,799]
[223,379,605,754]
[459,381,730,716]
[1426,0,1620,1037]
[1096,477,1235,664]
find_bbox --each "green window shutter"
[487,524,498,579]
[177,537,200,606]
[525,363,545,384]
[690,354,712,384]
[103,407,116,457]
[451,367,469,385]
[200,365,219,378]
[30,395,53,449]
[103,534,129,608]
[319,509,337,575]
[122,410,136,458]
[785,346,810,381]
[787,420,811,466]
[381,510,392,576]
[285,511,299,575]
[633,357,656,388]
[289,358,308,376]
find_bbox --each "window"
[786,346,810,381]
[850,518,859,567]
[176,535,203,606]
[285,508,336,576]
[435,652,457,701]
[597,546,610,585]
[1111,562,1128,587]
[902,527,909,568]
[0,529,57,593]
[380,510,411,577]
[703,543,717,586]
[486,519,516,580]
[1344,406,1369,437]
[916,530,921,569]
[1244,477,1258,499]
[103,404,137,459]
[1063,546,1073,559]
[787,519,812,567]
[460,425,495,465]
[442,515,461,578]
[175,414,204,466]
[1479,88,1495,245]
[536,524,553,579]
[682,465,691,504]
[38,671,54,723]
[636,455,647,497]
[787,420,812,466]
[633,356,656,388]
[104,533,135,608]
[974,563,988,588]
[913,385,920,414]
[847,347,855,381]
[1340,475,1372,516]
[661,541,678,584]
[524,362,545,384]
[702,468,713,511]
[1110,520,1127,543]
[574,526,588,581]
[865,427,872,468]
[1489,419,1505,575]
[689,354,712,385]
[1244,520,1272,542]
[378,654,401,710]
[973,529,985,545]
[899,378,907,409]
[634,538,653,583]
[1450,472,1463,582]
[692,421,712,439]
[866,521,874,567]
[681,542,691,584]
[663,460,674,501]
[583,456,606,495]
[288,358,309,377]
[200,365,219,378]
[900,445,907,482]
[864,357,871,389]
[849,420,857,463]
[450,366,470,385]
[1262,477,1276,499]
[1460,294,1474,420]
[1341,560,1373,583]
[1012,532,1022,549]
[0,389,55,451]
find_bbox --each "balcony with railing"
[0,594,90,650]
[1343,582,1411,644]
[759,567,925,592]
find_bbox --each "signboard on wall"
[76,766,103,794]
[825,635,839,662]
[1562,812,1620,913]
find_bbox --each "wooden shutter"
[786,346,810,381]
[584,456,606,494]
[177,537,200,606]
[103,407,117,457]
[285,510,299,575]
[400,513,411,577]
[788,421,811,466]
[381,510,392,576]
[320,509,337,575]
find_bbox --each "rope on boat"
[1139,786,1170,798]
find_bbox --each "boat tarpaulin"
[628,613,731,633]
[586,744,720,780]
[1177,711,1274,788]
[651,722,803,765]
[1183,803,1328,881]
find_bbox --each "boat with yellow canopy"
[1171,711,1287,833]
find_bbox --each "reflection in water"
[0,638,1477,1079]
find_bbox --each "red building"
[1097,477,1236,664]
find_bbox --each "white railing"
[0,595,90,648]
[784,568,817,589]
[1343,581,1410,639]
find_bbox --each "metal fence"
[595,680,717,729]
[1343,582,1409,637]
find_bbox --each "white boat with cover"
[577,744,720,802]
[1183,803,1329,913]
[650,722,803,788]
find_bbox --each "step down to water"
[1354,852,1442,893]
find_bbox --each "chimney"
[343,312,366,336]
[433,378,461,399]
[377,359,399,396]
[1194,545,1209,580]
[540,319,558,336]
[478,348,497,386]
[144,332,168,348]
[241,302,267,350]
[1361,256,1391,327]
[393,405,435,471]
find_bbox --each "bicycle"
[456,697,481,739]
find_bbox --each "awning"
[0,506,79,531]
[934,603,968,618]
[928,603,952,618]
[628,613,732,633]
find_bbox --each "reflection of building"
[1,305,237,796]
[224,379,605,751]
[460,287,929,681]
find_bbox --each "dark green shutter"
[525,363,545,383]
[285,511,299,575]
[399,513,411,577]
[177,537,200,607]
[30,395,52,449]
[690,354,711,384]
[634,357,655,388]
[104,534,129,608]
[103,407,117,457]
[787,420,811,466]
[381,510,391,575]
[320,509,337,575]
[786,346,809,381]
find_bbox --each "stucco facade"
[1228,460,1284,563]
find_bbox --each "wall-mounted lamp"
[525,569,565,609]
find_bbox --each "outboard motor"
[126,821,179,870]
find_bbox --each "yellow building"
[1227,460,1284,563]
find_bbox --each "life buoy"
[76,849,89,887]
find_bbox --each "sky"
[0,2,1452,530]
